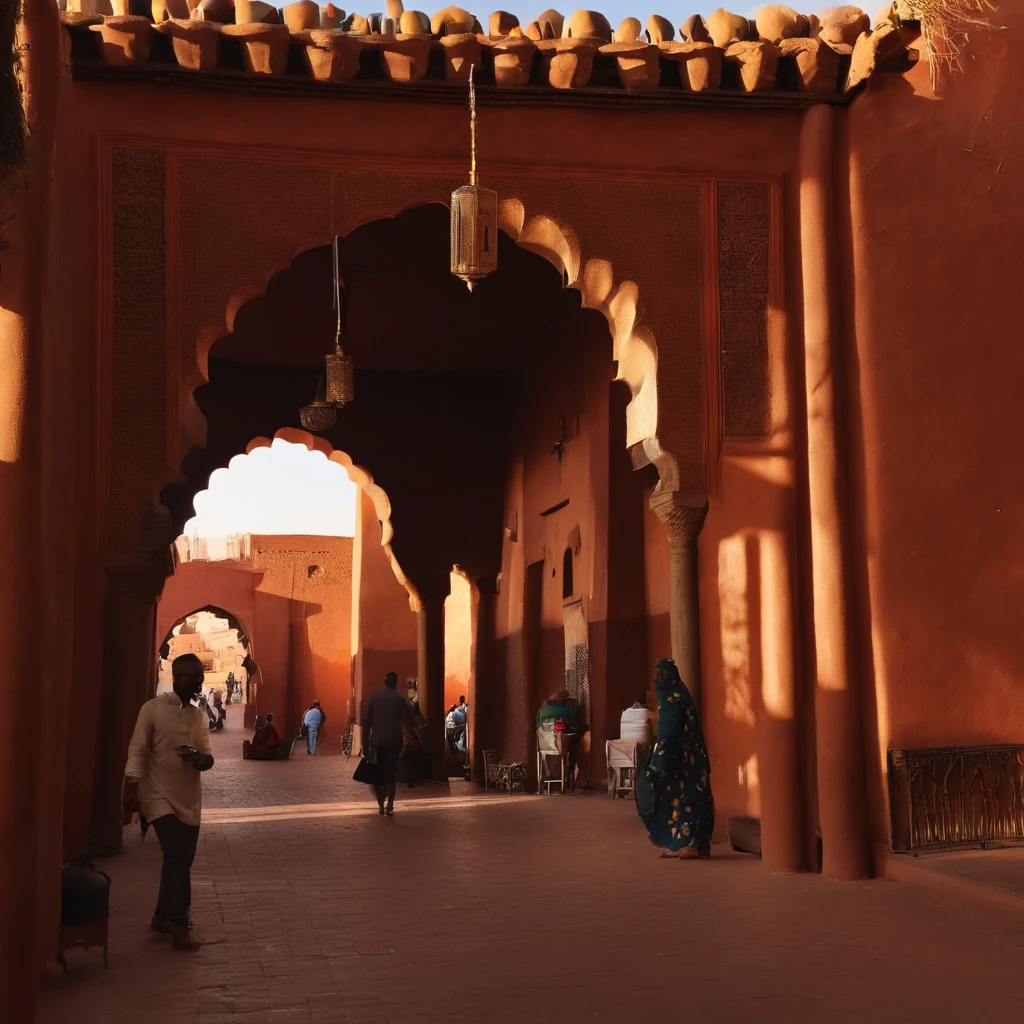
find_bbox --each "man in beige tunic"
[123,652,214,951]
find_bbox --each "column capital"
[649,490,709,544]
[407,568,452,608]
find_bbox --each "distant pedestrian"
[363,672,414,816]
[303,700,325,755]
[123,652,214,951]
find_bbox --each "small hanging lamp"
[325,235,355,406]
[450,65,498,292]
[299,375,337,433]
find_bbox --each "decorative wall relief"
[718,182,771,440]
[108,146,168,549]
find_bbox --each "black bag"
[61,857,111,927]
[353,753,381,786]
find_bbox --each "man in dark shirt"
[363,671,414,816]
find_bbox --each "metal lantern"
[326,235,355,406]
[325,345,354,406]
[451,65,498,292]
[299,376,337,432]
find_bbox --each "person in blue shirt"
[303,700,325,755]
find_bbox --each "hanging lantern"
[326,235,355,406]
[299,376,337,432]
[451,65,498,292]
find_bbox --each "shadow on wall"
[696,455,810,859]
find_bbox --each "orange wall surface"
[842,17,1024,846]
[155,535,353,737]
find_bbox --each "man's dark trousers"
[152,814,200,926]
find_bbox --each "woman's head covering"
[654,658,697,712]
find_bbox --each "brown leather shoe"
[170,924,201,951]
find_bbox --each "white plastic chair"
[536,727,566,795]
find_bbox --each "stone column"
[0,0,63,1008]
[91,556,163,855]
[648,490,709,714]
[414,572,450,781]
[470,575,498,782]
[800,104,871,880]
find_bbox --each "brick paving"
[40,718,1024,1024]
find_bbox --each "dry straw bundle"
[895,1,1002,88]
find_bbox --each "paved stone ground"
[908,845,1024,900]
[40,718,1024,1024]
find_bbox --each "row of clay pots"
[79,14,900,93]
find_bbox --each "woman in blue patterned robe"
[635,658,714,858]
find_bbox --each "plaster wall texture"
[154,536,353,738]
[842,14,1024,847]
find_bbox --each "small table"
[606,740,639,798]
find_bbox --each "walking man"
[363,671,414,816]
[303,699,325,755]
[122,652,214,951]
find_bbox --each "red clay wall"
[842,18,1024,849]
[250,535,353,739]
[352,489,417,722]
[154,536,353,739]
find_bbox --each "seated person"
[243,713,281,760]
[537,690,580,788]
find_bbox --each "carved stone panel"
[108,147,167,549]
[718,182,771,439]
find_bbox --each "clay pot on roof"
[536,37,596,88]
[489,34,535,85]
[59,11,106,27]
[527,8,563,40]
[614,17,641,43]
[399,10,430,32]
[846,21,904,90]
[779,36,840,93]
[89,15,154,67]
[660,40,722,91]
[192,0,234,23]
[386,0,405,17]
[221,22,291,73]
[151,0,191,21]
[489,11,519,36]
[818,5,870,49]
[156,18,222,70]
[345,13,371,33]
[430,5,474,35]
[66,0,113,12]
[439,32,481,81]
[378,34,433,80]
[755,4,808,44]
[298,27,362,81]
[725,39,780,91]
[564,9,610,42]
[283,0,320,31]
[320,4,345,27]
[600,39,660,91]
[646,15,673,44]
[680,13,710,43]
[234,0,279,23]
[706,8,749,48]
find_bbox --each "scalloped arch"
[181,199,676,505]
[246,429,421,610]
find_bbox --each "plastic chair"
[536,728,566,795]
